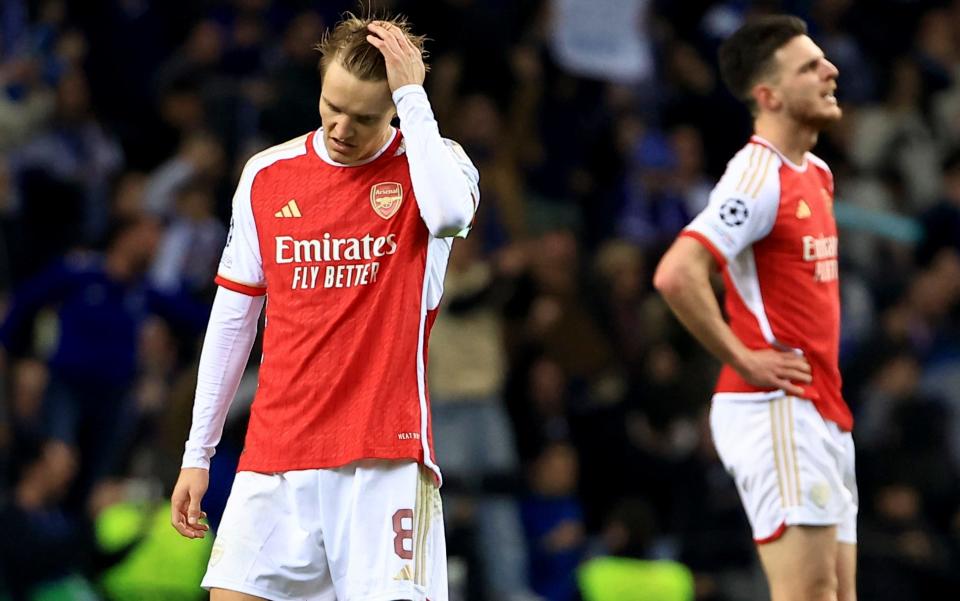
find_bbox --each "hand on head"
[365,21,426,92]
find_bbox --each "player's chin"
[807,107,843,129]
[328,148,354,163]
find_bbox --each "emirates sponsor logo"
[275,233,398,264]
[802,235,839,282]
[275,234,398,289]
[802,235,838,261]
[371,182,403,219]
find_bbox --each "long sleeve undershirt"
[181,287,263,469]
[393,84,478,237]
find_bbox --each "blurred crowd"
[1,0,960,600]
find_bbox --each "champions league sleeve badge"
[719,198,749,227]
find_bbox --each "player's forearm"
[181,287,263,470]
[393,85,476,237]
[654,257,750,372]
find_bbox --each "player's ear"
[752,82,781,112]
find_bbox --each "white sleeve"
[181,287,264,469]
[684,144,782,263]
[393,84,479,238]
[217,160,266,293]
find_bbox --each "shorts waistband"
[712,391,799,403]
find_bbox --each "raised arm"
[367,22,478,238]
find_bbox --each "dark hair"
[315,12,428,81]
[718,15,808,114]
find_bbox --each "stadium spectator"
[0,216,207,514]
[428,232,535,600]
[521,442,586,601]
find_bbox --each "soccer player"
[653,16,855,601]
[169,14,478,601]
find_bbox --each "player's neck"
[362,126,395,162]
[754,116,818,165]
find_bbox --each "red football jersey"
[682,135,850,430]
[215,129,478,477]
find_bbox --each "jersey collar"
[312,127,400,167]
[750,135,808,172]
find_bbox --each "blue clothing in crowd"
[0,252,208,386]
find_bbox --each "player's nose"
[332,119,354,140]
[821,58,839,80]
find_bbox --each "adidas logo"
[275,199,302,218]
[796,199,811,219]
[393,564,414,581]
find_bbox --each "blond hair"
[316,12,428,81]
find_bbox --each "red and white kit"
[683,135,857,544]
[183,84,478,601]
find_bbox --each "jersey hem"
[821,412,853,432]
[679,230,727,268]
[215,275,266,296]
[712,390,786,403]
[237,451,431,474]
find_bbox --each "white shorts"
[203,460,447,601]
[709,393,857,545]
